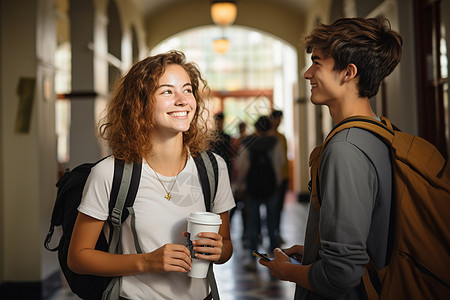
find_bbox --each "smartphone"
[288,256,302,265]
[252,249,302,265]
[252,250,272,261]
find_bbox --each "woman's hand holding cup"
[192,231,223,262]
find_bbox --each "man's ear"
[343,63,358,81]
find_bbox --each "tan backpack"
[309,116,450,299]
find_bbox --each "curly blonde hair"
[99,50,212,163]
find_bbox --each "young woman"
[67,51,235,299]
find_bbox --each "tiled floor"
[49,192,309,300]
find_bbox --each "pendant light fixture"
[210,0,237,27]
[213,37,230,54]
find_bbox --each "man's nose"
[304,66,313,79]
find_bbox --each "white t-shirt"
[78,153,235,300]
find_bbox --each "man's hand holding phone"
[252,249,301,264]
[258,246,311,288]
[252,250,272,261]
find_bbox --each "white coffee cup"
[186,211,222,278]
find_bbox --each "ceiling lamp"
[210,0,237,27]
[213,38,230,54]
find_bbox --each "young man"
[259,17,403,299]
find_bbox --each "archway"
[151,25,300,189]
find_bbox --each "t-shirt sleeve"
[78,156,115,221]
[211,153,236,214]
[309,140,377,297]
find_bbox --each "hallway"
[50,192,309,300]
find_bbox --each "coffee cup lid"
[187,211,222,225]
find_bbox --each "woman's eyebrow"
[157,82,192,89]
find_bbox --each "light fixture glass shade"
[210,1,237,26]
[213,38,230,53]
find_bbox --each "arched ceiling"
[135,0,322,52]
[131,0,315,17]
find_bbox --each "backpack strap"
[109,159,142,223]
[107,159,142,253]
[113,159,143,254]
[323,116,394,150]
[193,151,219,211]
[207,263,220,300]
[361,266,380,300]
[193,151,220,300]
[103,158,142,300]
[313,116,395,205]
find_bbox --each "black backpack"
[246,137,277,198]
[44,151,219,300]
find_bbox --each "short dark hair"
[305,17,402,98]
[271,110,283,118]
[254,116,272,133]
[215,112,224,120]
